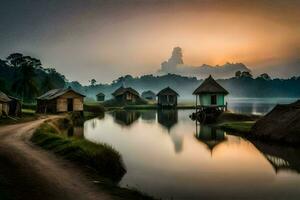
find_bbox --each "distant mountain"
[158,47,250,79]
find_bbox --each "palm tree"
[41,74,55,93]
[12,59,38,102]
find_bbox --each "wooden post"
[195,95,198,114]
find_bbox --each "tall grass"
[31,123,126,182]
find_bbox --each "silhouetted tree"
[12,57,38,102]
[235,71,242,78]
[241,71,253,78]
[89,79,97,87]
[258,73,271,80]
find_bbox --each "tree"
[41,74,55,93]
[241,71,253,78]
[6,53,23,67]
[235,71,242,78]
[89,79,97,87]
[258,73,271,80]
[11,57,38,102]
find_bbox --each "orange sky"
[1,0,300,83]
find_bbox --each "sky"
[0,0,300,84]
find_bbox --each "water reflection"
[140,110,156,122]
[252,141,300,174]
[84,109,300,200]
[112,110,141,127]
[58,118,84,138]
[157,109,178,131]
[227,98,298,115]
[195,122,227,154]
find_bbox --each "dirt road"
[0,117,114,200]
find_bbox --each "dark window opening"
[67,98,73,111]
[211,95,217,105]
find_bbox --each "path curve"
[0,116,114,200]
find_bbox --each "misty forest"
[1,52,300,103]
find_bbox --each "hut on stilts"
[192,75,229,123]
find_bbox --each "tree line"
[0,53,66,102]
[1,53,299,102]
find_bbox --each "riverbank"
[213,112,260,134]
[31,117,156,200]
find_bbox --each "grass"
[31,123,126,182]
[217,121,255,134]
[83,103,105,113]
[0,109,38,126]
[31,121,156,199]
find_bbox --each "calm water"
[227,97,298,115]
[84,107,300,200]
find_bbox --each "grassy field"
[217,121,255,134]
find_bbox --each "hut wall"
[2,103,9,115]
[57,98,67,112]
[73,98,83,111]
[0,103,2,116]
[8,99,21,116]
[199,94,224,106]
[37,99,57,113]
[56,91,84,112]
[158,95,177,106]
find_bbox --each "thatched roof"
[157,87,179,96]
[0,91,11,103]
[112,86,139,97]
[193,75,229,95]
[141,90,156,97]
[251,100,300,144]
[37,87,85,100]
[96,92,105,97]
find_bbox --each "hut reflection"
[170,131,184,154]
[157,109,178,131]
[195,121,227,154]
[252,141,300,174]
[58,118,84,138]
[140,110,156,122]
[112,110,141,127]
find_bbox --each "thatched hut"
[112,86,140,104]
[193,75,229,111]
[141,90,156,100]
[0,91,11,117]
[96,92,105,102]
[157,87,179,108]
[251,100,300,144]
[36,87,85,114]
[8,96,21,117]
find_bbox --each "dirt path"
[0,116,114,200]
